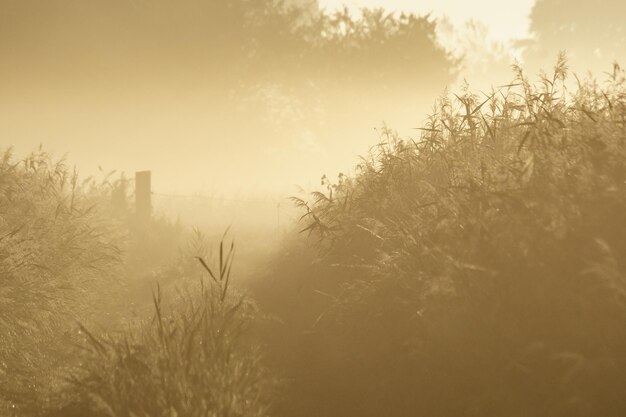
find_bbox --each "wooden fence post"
[135,170,152,222]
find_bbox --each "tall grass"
[0,148,124,412]
[1,147,271,416]
[50,236,276,417]
[266,57,626,416]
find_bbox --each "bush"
[269,57,626,417]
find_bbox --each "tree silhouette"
[524,0,626,73]
[1,0,454,96]
[0,0,457,188]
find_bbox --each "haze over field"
[2,0,624,196]
[4,2,626,417]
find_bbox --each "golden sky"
[0,0,459,194]
[8,0,619,197]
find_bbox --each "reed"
[56,236,275,417]
[277,57,626,416]
[0,148,124,413]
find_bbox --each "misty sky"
[5,0,621,198]
[320,0,535,43]
[3,0,474,195]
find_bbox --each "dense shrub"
[268,58,626,417]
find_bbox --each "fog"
[4,0,622,196]
[3,1,626,416]
[1,0,448,196]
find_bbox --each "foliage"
[298,7,454,89]
[2,0,455,94]
[524,0,626,72]
[0,148,185,416]
[52,237,275,417]
[285,57,626,416]
[0,149,125,408]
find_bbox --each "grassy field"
[0,150,274,416]
[3,59,626,416]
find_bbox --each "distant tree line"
[0,0,456,121]
[523,0,626,74]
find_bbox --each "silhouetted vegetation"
[256,58,626,417]
[47,238,275,417]
[0,149,124,411]
[5,58,626,417]
[524,0,626,73]
[0,0,456,189]
[0,147,277,417]
[0,149,184,414]
[3,1,626,415]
